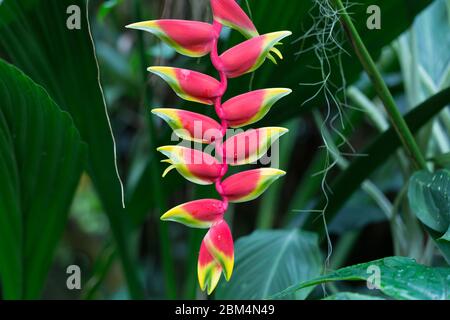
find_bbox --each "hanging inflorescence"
[127,0,292,294]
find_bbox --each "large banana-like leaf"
[0,59,85,299]
[0,0,144,298]
[272,257,450,300]
[216,229,322,299]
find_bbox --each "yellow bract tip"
[148,66,174,76]
[266,127,289,136]
[271,88,292,96]
[270,47,284,60]
[265,30,292,43]
[125,20,158,30]
[152,108,178,120]
[157,145,176,153]
[162,164,176,178]
[263,168,287,177]
[160,206,180,221]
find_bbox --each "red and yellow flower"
[220,31,292,78]
[129,0,291,295]
[224,127,289,165]
[222,168,286,203]
[160,199,225,228]
[222,88,292,128]
[157,146,222,185]
[152,108,222,143]
[126,20,215,57]
[148,67,221,105]
[198,220,234,293]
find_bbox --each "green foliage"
[0,59,85,299]
[323,292,385,300]
[409,170,450,239]
[272,257,450,300]
[98,0,124,22]
[0,0,144,298]
[0,0,447,300]
[305,87,450,237]
[216,230,322,299]
[409,170,450,262]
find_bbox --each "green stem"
[332,0,427,171]
[134,0,177,299]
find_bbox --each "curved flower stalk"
[128,0,291,294]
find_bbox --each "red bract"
[157,146,222,185]
[130,0,291,294]
[160,199,225,228]
[222,88,292,128]
[152,108,222,143]
[222,168,286,203]
[126,20,215,57]
[220,31,292,78]
[210,0,258,38]
[224,127,288,165]
[203,220,234,280]
[148,67,221,105]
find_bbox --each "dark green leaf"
[408,169,450,262]
[0,0,144,298]
[0,59,85,299]
[414,0,450,88]
[323,292,385,300]
[216,229,322,300]
[272,257,450,300]
[408,170,450,236]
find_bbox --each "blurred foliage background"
[0,0,449,300]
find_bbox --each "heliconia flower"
[197,240,222,295]
[126,20,215,57]
[204,220,234,281]
[152,108,222,143]
[160,199,225,228]
[222,168,286,203]
[157,146,222,185]
[148,67,221,105]
[131,0,292,295]
[210,0,258,39]
[224,127,289,165]
[222,88,292,128]
[220,31,292,78]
